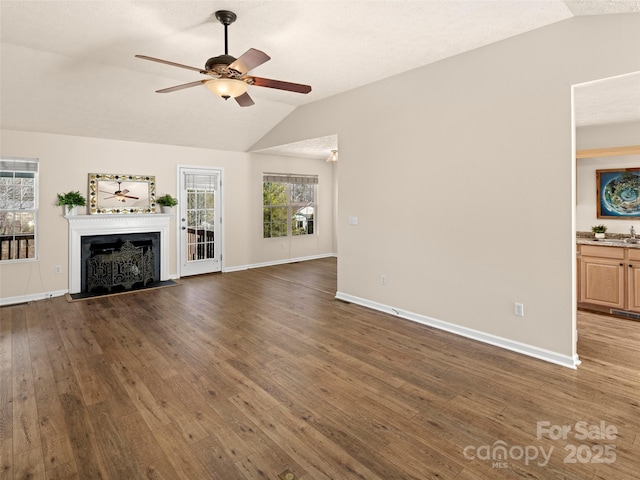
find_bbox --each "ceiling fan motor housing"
[205,54,236,71]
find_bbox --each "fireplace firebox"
[81,232,160,293]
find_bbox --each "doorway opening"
[573,71,640,356]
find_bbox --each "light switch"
[348,216,359,226]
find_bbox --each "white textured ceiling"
[574,71,640,128]
[1,1,639,160]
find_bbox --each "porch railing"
[0,234,36,260]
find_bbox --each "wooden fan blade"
[156,80,208,93]
[229,48,270,75]
[124,195,139,200]
[235,92,255,107]
[135,55,203,73]
[247,76,311,94]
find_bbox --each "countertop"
[577,237,640,249]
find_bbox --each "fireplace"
[81,232,160,293]
[66,214,172,294]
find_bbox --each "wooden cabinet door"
[627,262,640,313]
[580,256,625,309]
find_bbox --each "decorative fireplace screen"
[87,240,154,292]
[81,232,160,293]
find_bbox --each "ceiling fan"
[100,182,139,203]
[135,10,312,107]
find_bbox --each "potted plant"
[56,190,86,215]
[156,194,178,213]
[591,224,607,240]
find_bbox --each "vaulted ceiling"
[1,1,639,159]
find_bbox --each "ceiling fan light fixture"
[136,9,311,106]
[327,150,338,162]
[205,78,248,99]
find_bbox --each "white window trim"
[0,157,39,262]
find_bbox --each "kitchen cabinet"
[578,244,640,313]
[626,249,640,313]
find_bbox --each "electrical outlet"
[381,275,387,286]
[55,265,61,274]
[515,303,524,317]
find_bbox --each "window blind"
[0,158,39,173]
[263,173,318,184]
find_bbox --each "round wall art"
[597,169,640,218]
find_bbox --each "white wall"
[247,152,335,265]
[576,121,640,235]
[252,14,640,366]
[0,130,334,302]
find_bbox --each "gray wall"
[252,14,640,366]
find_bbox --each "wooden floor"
[1,257,639,479]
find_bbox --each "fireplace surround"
[66,214,171,294]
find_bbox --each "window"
[263,173,317,238]
[0,158,38,261]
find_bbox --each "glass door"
[179,167,222,276]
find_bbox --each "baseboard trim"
[1,275,180,307]
[1,289,68,307]
[335,291,580,369]
[224,253,336,273]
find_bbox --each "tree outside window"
[263,174,317,238]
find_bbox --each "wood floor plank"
[45,460,79,480]
[87,401,144,480]
[0,438,11,480]
[0,309,11,373]
[0,371,12,444]
[138,371,209,444]
[232,393,384,480]
[0,257,639,479]
[110,360,172,430]
[10,308,42,456]
[265,405,369,480]
[227,394,308,475]
[12,447,45,480]
[160,371,252,451]
[54,305,103,359]
[77,307,160,372]
[151,423,212,480]
[25,308,75,472]
[190,433,253,480]
[116,411,180,480]
[83,354,138,419]
[58,391,108,479]
[210,397,279,458]
[35,302,78,396]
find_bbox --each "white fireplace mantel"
[66,214,172,293]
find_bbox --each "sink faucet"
[631,226,636,240]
